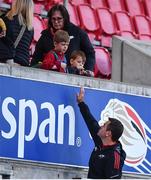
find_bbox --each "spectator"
[76,87,126,179]
[31,4,95,75]
[0,18,6,37]
[1,0,34,66]
[41,30,70,73]
[68,50,92,76]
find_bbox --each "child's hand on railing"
[61,62,67,70]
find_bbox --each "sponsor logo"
[98,154,105,159]
[99,99,151,173]
[1,97,76,158]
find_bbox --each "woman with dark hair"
[31,4,95,74]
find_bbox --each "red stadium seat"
[3,0,12,3]
[143,0,151,18]
[33,0,45,2]
[34,3,44,14]
[114,11,137,39]
[70,0,88,5]
[77,4,99,42]
[68,2,80,26]
[133,15,151,41]
[46,0,63,4]
[44,0,63,11]
[77,4,99,31]
[94,47,112,79]
[96,8,117,47]
[33,15,46,42]
[106,0,126,12]
[124,0,145,16]
[87,0,107,9]
[88,33,96,41]
[43,18,48,27]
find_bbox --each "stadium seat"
[46,0,63,4]
[77,4,99,42]
[34,3,44,14]
[3,0,12,3]
[133,15,151,41]
[106,0,126,12]
[70,0,88,5]
[87,33,96,41]
[96,8,117,47]
[114,11,137,39]
[44,0,63,11]
[94,47,112,79]
[33,0,45,3]
[68,2,80,26]
[87,0,107,9]
[124,0,145,16]
[43,18,48,27]
[77,4,99,31]
[33,15,46,42]
[143,0,151,18]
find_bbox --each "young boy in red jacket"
[41,30,70,73]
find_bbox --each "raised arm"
[77,87,102,146]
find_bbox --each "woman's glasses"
[51,17,63,22]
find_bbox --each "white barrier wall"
[112,36,151,86]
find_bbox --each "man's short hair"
[107,117,124,142]
[53,30,70,43]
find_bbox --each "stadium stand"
[34,3,44,14]
[87,0,108,9]
[44,0,63,11]
[33,15,46,42]
[3,0,12,3]
[94,46,112,79]
[96,7,117,47]
[133,15,151,41]
[124,0,145,16]
[77,4,100,44]
[143,0,151,18]
[33,0,45,3]
[68,2,80,26]
[1,0,151,79]
[106,0,126,12]
[70,0,88,5]
[114,11,137,39]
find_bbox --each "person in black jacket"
[76,87,126,179]
[0,0,34,66]
[0,18,6,37]
[31,4,95,75]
